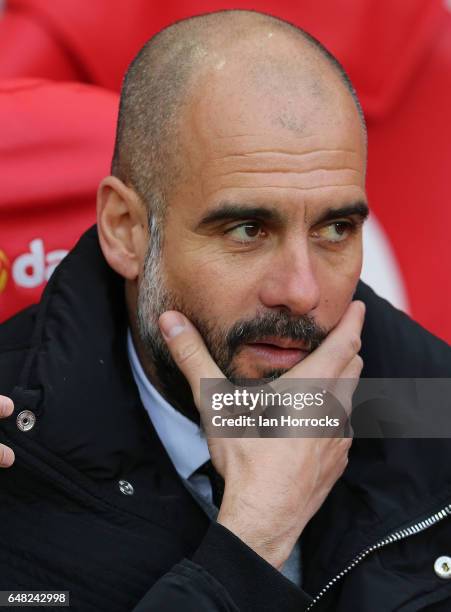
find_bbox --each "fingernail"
[0,446,14,467]
[0,397,13,417]
[159,312,186,339]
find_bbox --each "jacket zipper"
[306,503,451,610]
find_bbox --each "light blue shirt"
[127,329,302,586]
[127,330,214,501]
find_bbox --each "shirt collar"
[127,329,210,480]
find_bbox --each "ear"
[97,176,149,280]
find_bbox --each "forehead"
[187,39,363,135]
[201,137,363,202]
[187,57,363,151]
[170,48,366,218]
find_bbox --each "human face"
[137,59,367,394]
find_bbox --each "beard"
[136,241,328,423]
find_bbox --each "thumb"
[159,311,224,408]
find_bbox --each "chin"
[228,361,288,382]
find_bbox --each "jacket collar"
[10,225,208,543]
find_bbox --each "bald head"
[111,10,365,220]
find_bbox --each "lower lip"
[243,343,308,370]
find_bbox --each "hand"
[159,301,365,569]
[0,396,15,467]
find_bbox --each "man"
[1,10,450,612]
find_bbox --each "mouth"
[243,337,311,370]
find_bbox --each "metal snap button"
[118,480,134,496]
[434,556,451,579]
[16,410,36,432]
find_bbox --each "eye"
[312,221,355,243]
[226,222,267,243]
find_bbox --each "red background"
[0,0,450,342]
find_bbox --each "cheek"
[162,246,262,324]
[314,243,363,327]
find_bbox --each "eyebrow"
[197,204,285,228]
[314,201,369,225]
[197,200,369,229]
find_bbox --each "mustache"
[225,310,328,355]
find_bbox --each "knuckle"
[349,334,361,354]
[354,355,364,371]
[174,341,201,366]
[337,437,352,453]
[339,455,349,473]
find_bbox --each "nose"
[258,239,320,315]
